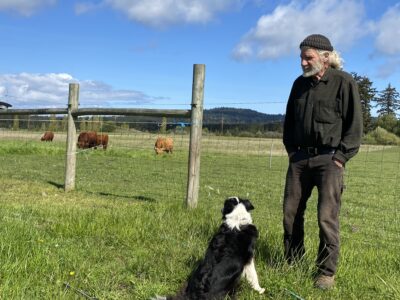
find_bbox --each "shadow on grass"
[47,181,157,202]
[98,192,157,202]
[257,236,286,269]
[48,181,64,189]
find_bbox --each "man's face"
[300,48,324,77]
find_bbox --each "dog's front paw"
[256,287,265,294]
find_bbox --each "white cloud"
[232,0,368,61]
[0,0,56,16]
[373,4,400,56]
[76,0,244,27]
[0,73,164,108]
[368,4,400,78]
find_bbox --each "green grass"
[0,138,399,299]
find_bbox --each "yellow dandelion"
[69,271,75,276]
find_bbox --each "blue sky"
[1,0,399,115]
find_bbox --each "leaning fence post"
[186,64,205,209]
[64,83,79,191]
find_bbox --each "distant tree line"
[1,75,399,143]
[352,73,400,144]
[0,108,284,138]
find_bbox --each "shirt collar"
[307,67,331,87]
[319,67,331,83]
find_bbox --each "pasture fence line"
[0,64,206,208]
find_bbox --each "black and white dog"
[154,197,265,300]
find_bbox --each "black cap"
[299,34,333,51]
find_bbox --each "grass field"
[0,133,399,299]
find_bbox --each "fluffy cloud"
[0,0,56,16]
[232,0,368,60]
[373,4,400,56]
[0,73,163,108]
[369,3,400,78]
[76,0,244,27]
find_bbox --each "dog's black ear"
[222,197,239,217]
[240,199,255,211]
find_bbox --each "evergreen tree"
[12,115,19,130]
[48,114,58,131]
[91,115,101,132]
[80,119,87,131]
[102,120,117,132]
[351,72,376,133]
[375,83,400,117]
[61,116,68,132]
[160,117,167,134]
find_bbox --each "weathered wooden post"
[64,83,79,191]
[186,64,205,208]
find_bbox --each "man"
[282,34,363,289]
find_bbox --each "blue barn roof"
[0,101,12,109]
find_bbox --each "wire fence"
[1,117,399,251]
[1,116,399,200]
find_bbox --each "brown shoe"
[314,275,335,289]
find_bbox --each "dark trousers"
[283,151,344,276]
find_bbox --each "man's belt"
[298,146,336,156]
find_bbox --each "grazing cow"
[154,137,173,154]
[96,134,109,150]
[41,131,54,142]
[77,131,98,149]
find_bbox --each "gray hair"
[317,49,344,70]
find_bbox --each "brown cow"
[96,134,109,150]
[154,137,173,154]
[41,131,54,142]
[77,131,98,149]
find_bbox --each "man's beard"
[302,60,324,77]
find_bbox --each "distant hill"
[203,107,284,124]
[0,106,284,135]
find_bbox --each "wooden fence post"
[186,64,205,208]
[64,83,79,191]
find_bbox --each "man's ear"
[323,52,329,62]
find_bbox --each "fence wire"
[1,117,399,198]
[1,116,399,251]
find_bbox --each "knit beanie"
[299,34,333,51]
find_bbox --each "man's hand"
[333,158,343,168]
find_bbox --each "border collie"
[154,197,265,300]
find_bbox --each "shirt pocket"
[314,98,341,124]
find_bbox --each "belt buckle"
[307,147,317,155]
